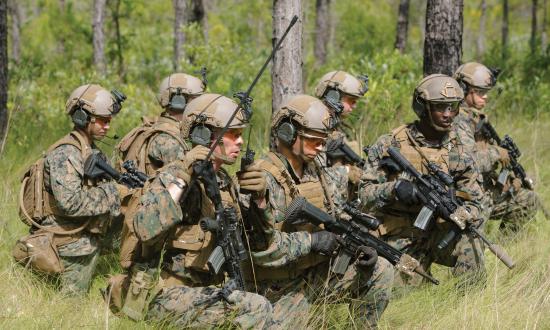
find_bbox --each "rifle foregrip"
[487,244,515,269]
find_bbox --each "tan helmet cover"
[272,94,333,134]
[314,71,367,98]
[65,84,117,117]
[453,62,495,90]
[412,74,464,117]
[158,73,206,108]
[181,93,247,137]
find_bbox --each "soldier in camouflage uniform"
[453,62,538,231]
[18,84,125,295]
[117,73,205,175]
[314,71,369,201]
[244,94,394,328]
[116,93,272,328]
[359,75,485,286]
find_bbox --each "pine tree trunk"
[0,0,8,156]
[7,0,20,64]
[476,0,487,57]
[173,0,186,71]
[395,0,410,53]
[190,0,208,40]
[531,0,538,55]
[93,0,106,74]
[271,0,303,114]
[423,0,463,76]
[111,0,124,80]
[502,0,509,60]
[314,0,330,66]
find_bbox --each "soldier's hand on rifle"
[394,180,420,205]
[496,146,511,167]
[83,151,109,180]
[355,246,378,269]
[449,206,473,230]
[310,230,339,256]
[237,162,266,198]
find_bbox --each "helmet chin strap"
[212,139,236,165]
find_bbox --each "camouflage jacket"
[359,122,483,236]
[42,132,121,256]
[133,159,239,285]
[247,151,347,268]
[454,106,502,174]
[147,113,188,170]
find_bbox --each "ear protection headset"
[323,88,344,114]
[188,96,219,146]
[168,87,187,112]
[71,106,90,129]
[276,120,298,146]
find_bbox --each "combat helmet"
[314,71,368,114]
[182,93,248,164]
[272,94,333,146]
[158,73,206,112]
[453,62,499,91]
[65,84,125,128]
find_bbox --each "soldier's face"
[341,95,359,118]
[428,102,458,131]
[214,128,243,162]
[465,88,488,109]
[293,129,327,162]
[87,115,112,140]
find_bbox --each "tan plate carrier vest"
[247,152,332,281]
[377,125,452,237]
[116,116,190,175]
[19,130,105,237]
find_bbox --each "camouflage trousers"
[146,285,273,329]
[250,257,393,329]
[385,227,485,287]
[59,250,99,295]
[490,187,538,231]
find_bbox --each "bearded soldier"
[14,84,125,295]
[453,62,538,231]
[243,94,394,328]
[108,93,272,328]
[359,75,485,285]
[314,71,369,200]
[117,73,205,175]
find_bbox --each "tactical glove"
[449,206,473,230]
[237,162,266,197]
[355,246,378,269]
[182,145,210,176]
[83,151,110,180]
[496,146,511,168]
[395,180,420,205]
[310,230,339,256]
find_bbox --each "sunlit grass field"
[0,112,548,329]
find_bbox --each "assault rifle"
[325,137,365,167]
[284,196,440,285]
[386,147,515,269]
[195,161,248,306]
[84,153,147,188]
[479,120,534,190]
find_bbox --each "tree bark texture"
[423,0,463,76]
[476,0,487,57]
[0,0,8,156]
[531,0,538,54]
[314,0,330,66]
[93,0,106,74]
[7,0,20,64]
[271,0,303,114]
[502,0,509,59]
[111,0,124,79]
[173,0,186,71]
[395,0,410,53]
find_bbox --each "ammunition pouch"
[120,263,161,321]
[12,231,64,274]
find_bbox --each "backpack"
[116,115,188,174]
[18,130,91,235]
